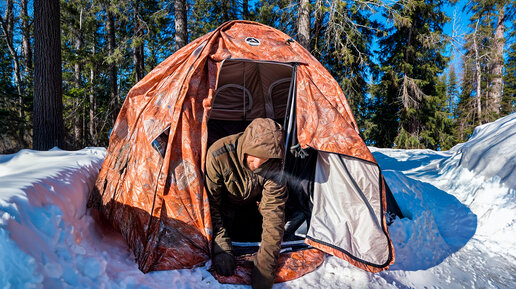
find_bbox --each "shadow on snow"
[375,152,477,271]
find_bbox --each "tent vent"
[245,37,261,46]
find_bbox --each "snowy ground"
[1,114,515,289]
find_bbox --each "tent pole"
[283,63,298,169]
[243,62,246,121]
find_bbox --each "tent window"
[151,127,170,158]
[208,59,294,146]
[211,84,253,117]
[209,59,293,122]
[268,78,291,119]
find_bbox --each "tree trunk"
[21,0,33,74]
[243,0,249,20]
[222,0,230,23]
[473,20,482,123]
[174,0,188,50]
[21,0,32,143]
[82,97,86,147]
[74,10,84,147]
[89,36,97,145]
[33,0,64,150]
[133,42,145,82]
[297,0,311,50]
[312,4,323,54]
[0,1,24,119]
[133,2,145,82]
[448,65,455,113]
[105,7,119,123]
[489,4,505,115]
[89,66,97,145]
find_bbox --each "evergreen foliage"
[454,0,514,142]
[502,19,516,115]
[371,0,451,149]
[310,0,381,141]
[0,38,25,152]
[455,53,477,142]
[0,0,514,152]
[447,64,458,114]
[189,0,242,39]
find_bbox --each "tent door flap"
[306,151,393,270]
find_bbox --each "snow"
[1,114,515,288]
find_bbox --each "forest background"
[0,0,515,153]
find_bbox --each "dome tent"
[88,20,398,284]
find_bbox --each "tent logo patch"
[245,37,261,46]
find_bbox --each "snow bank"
[371,113,516,288]
[437,114,516,261]
[445,113,516,189]
[0,148,105,288]
[1,113,515,288]
[0,148,241,288]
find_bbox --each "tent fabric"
[88,20,395,282]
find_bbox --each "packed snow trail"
[0,114,515,288]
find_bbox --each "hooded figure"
[205,118,287,289]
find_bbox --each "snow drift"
[1,114,515,288]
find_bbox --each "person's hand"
[213,251,235,276]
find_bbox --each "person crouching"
[205,118,287,289]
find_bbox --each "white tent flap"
[307,152,391,266]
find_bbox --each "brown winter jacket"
[205,118,287,284]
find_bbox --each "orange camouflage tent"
[88,20,398,284]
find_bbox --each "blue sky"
[442,0,474,75]
[368,0,473,75]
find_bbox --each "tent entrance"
[208,59,310,252]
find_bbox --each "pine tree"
[447,64,459,114]
[141,0,173,69]
[0,0,31,151]
[455,53,477,143]
[319,1,380,141]
[62,0,91,147]
[371,0,450,149]
[189,0,241,39]
[0,30,23,152]
[254,0,296,31]
[20,0,33,129]
[59,0,175,148]
[502,21,516,115]
[0,0,25,119]
[424,74,455,150]
[459,0,513,126]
